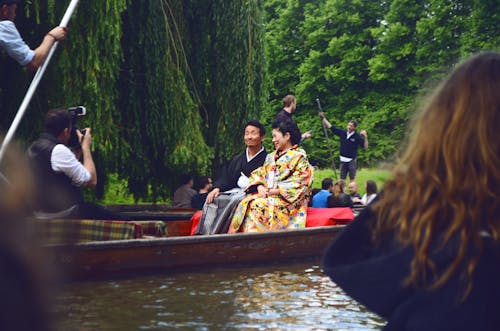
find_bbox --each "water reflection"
[54,263,385,330]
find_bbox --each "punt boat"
[43,205,353,281]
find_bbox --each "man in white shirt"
[0,0,66,70]
[319,112,368,182]
[27,108,124,219]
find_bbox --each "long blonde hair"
[373,52,500,295]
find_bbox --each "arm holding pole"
[27,27,67,71]
[0,0,80,164]
[316,99,338,179]
[319,112,333,129]
[360,130,368,149]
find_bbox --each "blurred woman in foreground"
[323,52,500,330]
[228,119,313,233]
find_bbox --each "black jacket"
[213,149,267,192]
[27,133,83,213]
[322,206,500,331]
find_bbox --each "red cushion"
[190,210,203,235]
[306,207,354,227]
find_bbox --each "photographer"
[27,108,124,220]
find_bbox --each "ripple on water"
[54,262,385,330]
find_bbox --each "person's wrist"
[47,33,57,41]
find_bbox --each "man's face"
[244,125,264,148]
[347,122,356,133]
[1,4,17,21]
[348,182,357,194]
[290,100,296,113]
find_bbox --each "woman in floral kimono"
[228,119,313,233]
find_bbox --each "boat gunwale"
[45,225,346,250]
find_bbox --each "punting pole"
[316,98,338,180]
[0,0,81,164]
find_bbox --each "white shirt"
[238,147,265,188]
[361,193,377,205]
[51,144,90,186]
[0,20,35,66]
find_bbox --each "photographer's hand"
[78,128,97,187]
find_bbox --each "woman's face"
[272,128,291,152]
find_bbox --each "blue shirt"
[0,20,35,66]
[312,189,331,208]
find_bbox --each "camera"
[67,106,87,149]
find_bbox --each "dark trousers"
[340,158,357,180]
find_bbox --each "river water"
[53,262,385,330]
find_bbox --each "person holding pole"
[319,111,368,182]
[0,0,67,70]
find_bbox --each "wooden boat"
[44,205,351,281]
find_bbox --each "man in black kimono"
[195,120,267,234]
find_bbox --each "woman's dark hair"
[366,180,377,195]
[272,119,301,146]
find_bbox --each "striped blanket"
[36,219,167,244]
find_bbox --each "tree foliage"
[262,0,499,168]
[1,0,267,201]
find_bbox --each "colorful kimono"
[229,147,313,233]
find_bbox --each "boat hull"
[48,225,344,280]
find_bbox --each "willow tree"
[183,0,268,174]
[118,0,212,201]
[2,0,268,201]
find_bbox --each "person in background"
[327,179,353,208]
[348,181,362,202]
[312,177,333,208]
[323,52,500,331]
[0,0,67,70]
[27,108,125,220]
[276,94,311,142]
[173,173,196,208]
[191,176,213,210]
[228,119,313,233]
[319,112,368,182]
[357,180,377,206]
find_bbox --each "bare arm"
[360,130,368,149]
[78,128,97,187]
[205,187,220,204]
[27,26,67,71]
[319,112,332,129]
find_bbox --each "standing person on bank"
[323,52,500,331]
[27,108,126,220]
[277,94,311,142]
[319,112,367,182]
[0,0,67,70]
